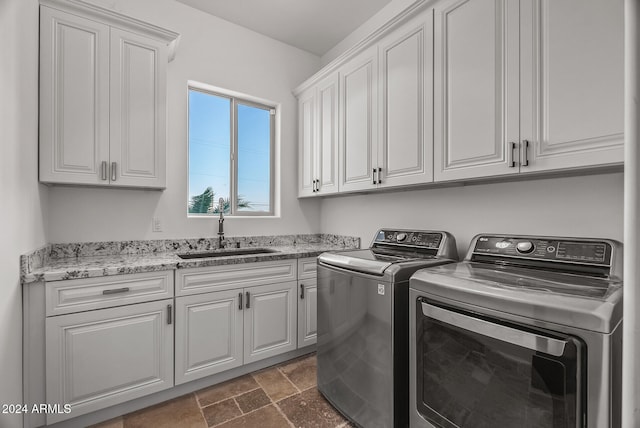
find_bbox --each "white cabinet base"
[45,299,174,424]
[175,291,243,385]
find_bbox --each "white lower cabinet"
[175,281,298,385]
[297,279,318,347]
[175,290,244,385]
[45,299,174,424]
[297,258,318,347]
[244,282,298,363]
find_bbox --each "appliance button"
[397,233,407,242]
[547,246,556,253]
[516,241,535,254]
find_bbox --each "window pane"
[237,103,271,213]
[188,90,231,214]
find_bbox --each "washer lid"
[318,249,430,276]
[410,262,622,333]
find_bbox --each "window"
[187,83,275,216]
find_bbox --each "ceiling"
[175,0,393,56]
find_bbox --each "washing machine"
[317,229,458,427]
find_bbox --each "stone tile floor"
[91,353,354,428]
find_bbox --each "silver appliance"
[409,234,623,428]
[317,229,458,428]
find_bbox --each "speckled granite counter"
[21,234,360,284]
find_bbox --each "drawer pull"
[300,284,305,299]
[102,287,130,295]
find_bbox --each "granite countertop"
[21,234,360,284]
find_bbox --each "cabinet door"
[110,28,167,188]
[316,74,340,194]
[39,6,110,185]
[45,299,173,424]
[378,10,434,188]
[434,0,520,181]
[519,0,624,172]
[339,46,379,192]
[298,280,318,347]
[175,290,243,385]
[298,87,317,197]
[244,281,297,364]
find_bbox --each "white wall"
[0,0,48,427]
[46,0,322,243]
[319,173,624,258]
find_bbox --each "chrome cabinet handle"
[111,162,117,181]
[102,287,130,295]
[101,161,108,180]
[421,302,567,357]
[239,292,243,310]
[245,291,250,309]
[522,140,530,167]
[167,304,172,325]
[508,142,517,167]
[300,284,305,299]
[372,168,377,185]
[377,167,382,184]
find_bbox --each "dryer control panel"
[472,235,612,266]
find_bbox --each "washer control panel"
[374,229,443,249]
[472,235,612,266]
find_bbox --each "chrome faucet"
[218,197,225,248]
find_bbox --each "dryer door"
[414,298,585,428]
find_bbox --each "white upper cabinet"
[378,10,434,188]
[298,74,339,197]
[339,45,379,193]
[39,7,111,185]
[339,12,434,193]
[519,0,624,172]
[434,0,623,182]
[434,0,520,181]
[109,28,168,187]
[39,2,178,189]
[298,87,317,197]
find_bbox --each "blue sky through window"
[188,89,272,214]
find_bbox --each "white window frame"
[187,80,279,217]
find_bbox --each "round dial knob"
[396,233,407,242]
[516,241,534,254]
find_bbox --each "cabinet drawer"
[46,271,174,316]
[297,257,318,279]
[176,260,297,296]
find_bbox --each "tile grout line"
[272,400,296,428]
[276,366,303,394]
[192,392,211,428]
[251,369,300,401]
[197,386,262,409]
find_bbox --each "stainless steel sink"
[177,247,278,259]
